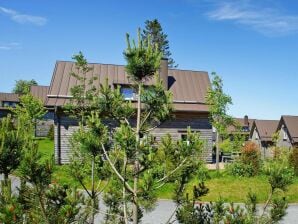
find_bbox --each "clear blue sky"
[1,0,297,120]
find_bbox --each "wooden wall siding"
[277,128,293,149]
[35,119,54,137]
[54,115,213,164]
[35,112,54,137]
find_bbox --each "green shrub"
[47,124,54,140]
[220,139,233,153]
[240,142,261,176]
[289,147,298,176]
[226,161,255,177]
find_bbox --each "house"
[45,59,213,164]
[0,92,19,118]
[0,86,54,137]
[227,115,255,141]
[250,119,279,158]
[276,115,298,149]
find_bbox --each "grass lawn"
[37,138,298,203]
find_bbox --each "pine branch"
[101,143,134,194]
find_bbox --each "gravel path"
[2,175,297,224]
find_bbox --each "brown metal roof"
[227,117,255,133]
[46,61,210,112]
[30,85,49,104]
[0,92,19,103]
[251,120,279,141]
[280,115,298,143]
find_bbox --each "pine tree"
[142,19,177,68]
[66,29,204,224]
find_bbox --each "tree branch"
[144,125,159,133]
[156,158,187,184]
[140,110,152,128]
[101,143,134,194]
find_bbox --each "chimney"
[159,58,168,90]
[244,115,249,127]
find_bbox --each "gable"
[278,116,298,143]
[252,120,279,141]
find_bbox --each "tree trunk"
[216,132,220,171]
[133,84,141,224]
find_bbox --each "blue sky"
[0,0,297,119]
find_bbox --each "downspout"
[55,106,61,165]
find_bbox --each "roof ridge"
[55,60,208,74]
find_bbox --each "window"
[283,128,288,141]
[2,101,17,107]
[242,126,250,132]
[255,131,259,140]
[120,87,135,100]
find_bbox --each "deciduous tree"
[13,79,38,95]
[206,72,233,171]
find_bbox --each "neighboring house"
[45,59,213,164]
[227,115,255,141]
[0,92,19,118]
[250,119,279,158]
[0,86,54,137]
[276,115,298,149]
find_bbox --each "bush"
[273,146,290,161]
[220,139,233,153]
[289,147,298,176]
[240,142,261,176]
[226,161,255,177]
[47,124,54,140]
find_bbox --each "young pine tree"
[66,29,204,224]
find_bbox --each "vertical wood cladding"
[54,112,213,164]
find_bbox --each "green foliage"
[124,28,162,82]
[206,72,233,171]
[47,124,54,140]
[240,142,261,176]
[11,94,46,130]
[142,19,177,68]
[13,79,37,95]
[206,72,233,135]
[65,31,201,223]
[263,160,294,192]
[227,142,261,177]
[226,161,255,177]
[0,180,23,223]
[289,147,298,176]
[18,138,85,223]
[141,79,173,125]
[0,115,25,181]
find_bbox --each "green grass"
[37,138,298,203]
[36,138,77,187]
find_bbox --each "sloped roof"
[227,117,255,133]
[251,120,279,141]
[46,61,210,112]
[30,85,49,103]
[0,92,19,102]
[281,115,298,143]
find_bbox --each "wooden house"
[45,59,213,164]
